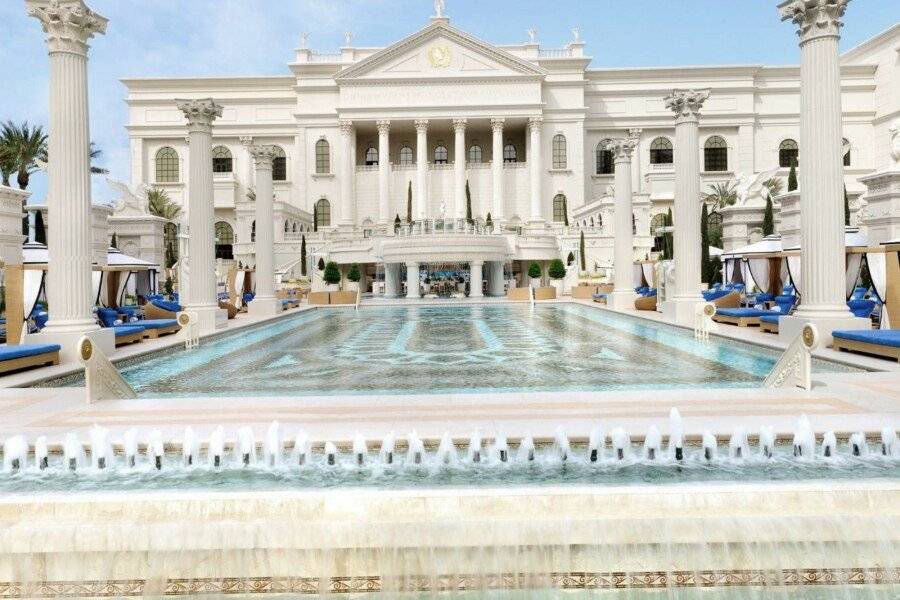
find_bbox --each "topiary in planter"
[548,258,566,280]
[528,262,542,279]
[347,263,361,283]
[317,258,325,271]
[323,261,341,285]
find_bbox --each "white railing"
[538,48,573,58]
[395,218,495,237]
[308,52,342,63]
[504,162,527,169]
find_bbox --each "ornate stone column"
[376,120,391,226]
[608,137,638,311]
[338,119,355,228]
[415,119,429,221]
[453,119,467,220]
[628,128,643,194]
[26,0,113,360]
[778,0,866,343]
[528,116,544,225]
[487,261,506,297]
[663,89,708,326]
[177,98,226,333]
[239,136,254,190]
[247,145,279,316]
[384,263,401,299]
[406,261,420,299]
[469,261,484,298]
[491,118,505,227]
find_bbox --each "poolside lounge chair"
[0,343,61,374]
[99,307,179,340]
[848,299,876,319]
[144,298,182,320]
[713,306,773,327]
[634,288,657,311]
[711,291,742,309]
[833,329,900,362]
[112,324,146,346]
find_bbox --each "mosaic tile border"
[1,568,898,597]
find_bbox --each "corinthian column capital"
[338,119,354,135]
[627,128,642,142]
[779,0,849,43]
[26,0,107,55]
[376,120,391,134]
[249,144,278,169]
[528,116,544,132]
[239,136,254,147]
[664,89,710,122]
[414,119,429,133]
[452,118,468,131]
[607,138,638,162]
[491,118,505,132]
[176,98,223,133]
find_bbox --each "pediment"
[336,22,545,82]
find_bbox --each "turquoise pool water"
[51,304,858,397]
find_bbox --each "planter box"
[346,282,360,292]
[507,287,531,301]
[330,291,357,305]
[530,277,542,289]
[571,285,599,300]
[534,287,557,301]
[308,292,330,305]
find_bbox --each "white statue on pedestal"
[106,177,150,216]
[527,28,537,44]
[733,167,779,207]
[434,0,445,18]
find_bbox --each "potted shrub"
[528,262,542,289]
[346,263,361,292]
[548,258,566,296]
[323,261,341,292]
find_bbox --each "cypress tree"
[701,203,710,284]
[34,210,46,245]
[762,195,775,236]
[394,213,401,233]
[465,180,473,225]
[110,232,118,249]
[300,235,307,276]
[579,229,586,272]
[664,208,674,260]
[787,159,798,192]
[562,196,569,226]
[844,185,850,226]
[312,203,318,232]
[485,212,493,229]
[406,181,413,224]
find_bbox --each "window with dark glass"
[212,146,232,173]
[842,138,851,167]
[434,145,448,164]
[552,194,567,223]
[315,139,330,173]
[650,138,673,165]
[272,146,287,181]
[365,146,378,166]
[399,145,413,166]
[596,140,614,174]
[552,134,567,169]
[214,221,234,260]
[704,136,728,172]
[779,139,798,168]
[315,199,331,228]
[503,143,517,163]
[468,145,483,164]
[155,147,179,182]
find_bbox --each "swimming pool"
[51,304,858,397]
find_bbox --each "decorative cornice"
[664,89,710,122]
[607,137,638,162]
[452,118,468,131]
[490,117,506,132]
[779,0,849,43]
[248,144,278,169]
[414,119,430,132]
[627,128,642,142]
[175,98,223,133]
[239,136,254,147]
[376,120,391,134]
[26,0,107,56]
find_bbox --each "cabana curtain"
[116,272,132,307]
[633,264,643,288]
[845,253,863,300]
[22,270,44,321]
[641,263,654,288]
[234,270,246,308]
[746,258,771,294]
[786,255,801,296]
[92,270,103,307]
[739,260,751,290]
[865,252,889,329]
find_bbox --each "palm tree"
[0,121,47,190]
[0,138,15,187]
[763,177,784,198]
[89,142,109,175]
[703,181,737,212]
[147,187,181,220]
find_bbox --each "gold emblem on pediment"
[427,46,451,68]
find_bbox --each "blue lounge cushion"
[703,289,732,302]
[151,299,182,313]
[760,314,780,325]
[716,308,775,318]
[97,307,121,328]
[138,319,178,329]
[0,343,61,361]
[832,329,900,348]
[113,325,145,338]
[848,299,875,319]
[849,287,869,302]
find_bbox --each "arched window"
[315,139,330,174]
[650,138,673,165]
[434,144,448,164]
[650,213,667,236]
[155,147,179,182]
[503,143,517,163]
[589,217,594,227]
[250,220,256,243]
[779,139,798,168]
[596,140,614,175]
[212,146,232,173]
[215,221,234,260]
[468,145,483,164]
[552,134,567,169]
[315,198,331,228]
[365,146,378,166]
[707,211,724,248]
[292,222,298,233]
[552,194,567,223]
[272,146,287,181]
[704,136,728,172]
[842,138,851,167]
[284,220,289,233]
[399,145,413,166]
[163,222,178,268]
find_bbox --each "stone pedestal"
[26,0,113,361]
[107,215,167,267]
[469,261,484,298]
[248,144,279,317]
[405,262,420,299]
[384,263,401,298]
[177,98,227,334]
[859,170,900,245]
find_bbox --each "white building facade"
[121,14,900,285]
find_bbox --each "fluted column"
[239,136,254,189]
[608,137,638,310]
[415,119,429,220]
[491,118,505,227]
[779,0,857,335]
[377,120,391,225]
[338,119,355,228]
[453,119,467,219]
[177,98,224,332]
[247,145,279,316]
[26,1,109,358]
[406,261,420,299]
[528,116,544,224]
[469,261,484,298]
[663,89,708,324]
[628,128,643,193]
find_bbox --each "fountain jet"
[64,432,84,472]
[554,427,570,463]
[822,431,837,458]
[209,426,225,468]
[182,426,198,467]
[468,431,482,463]
[793,415,815,458]
[3,436,27,473]
[149,429,164,470]
[35,436,48,470]
[881,427,898,457]
[669,408,684,460]
[324,441,337,466]
[123,428,138,468]
[610,427,629,461]
[702,431,717,461]
[352,433,367,467]
[493,432,509,463]
[759,426,775,459]
[728,427,749,460]
[293,431,309,466]
[588,426,604,463]
[644,426,662,461]
[264,421,281,468]
[407,431,424,465]
[237,426,255,466]
[436,432,455,465]
[380,431,396,465]
[849,432,867,457]
[90,425,111,470]
[518,434,535,462]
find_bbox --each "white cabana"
[721,236,783,292]
[782,228,868,299]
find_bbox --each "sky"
[1,0,897,206]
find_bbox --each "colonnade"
[384,261,506,299]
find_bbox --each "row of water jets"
[2,410,898,474]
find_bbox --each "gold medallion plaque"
[428,46,451,68]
